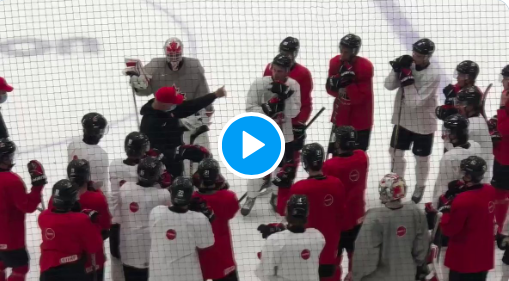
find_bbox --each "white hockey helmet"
[164,37,183,71]
[378,173,407,203]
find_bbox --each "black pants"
[40,262,87,281]
[213,269,239,281]
[492,159,509,189]
[449,270,488,281]
[123,264,148,281]
[356,129,371,151]
[338,224,362,254]
[87,267,104,281]
[0,248,29,268]
[161,148,183,179]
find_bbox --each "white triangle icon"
[243,131,265,159]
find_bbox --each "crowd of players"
[0,33,507,281]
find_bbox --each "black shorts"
[356,130,371,151]
[123,264,148,281]
[492,160,509,190]
[40,261,87,281]
[390,125,434,157]
[0,248,29,268]
[449,270,488,281]
[278,142,295,167]
[338,224,362,254]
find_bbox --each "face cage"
[454,70,471,81]
[412,51,430,61]
[340,45,359,57]
[280,49,298,60]
[1,152,15,167]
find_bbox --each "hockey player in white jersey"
[454,86,493,183]
[384,38,440,204]
[256,194,325,281]
[125,37,212,175]
[149,177,215,281]
[108,131,150,281]
[243,54,301,214]
[116,156,172,281]
[68,112,109,190]
[352,173,429,281]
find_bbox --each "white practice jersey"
[352,203,428,281]
[148,206,214,281]
[246,76,301,142]
[255,228,325,281]
[468,116,493,183]
[432,140,482,206]
[108,158,138,224]
[118,182,172,268]
[67,138,109,190]
[384,65,440,135]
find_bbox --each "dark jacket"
[140,93,216,150]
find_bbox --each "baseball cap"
[155,87,184,105]
[0,77,13,92]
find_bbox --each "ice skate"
[412,185,425,203]
[241,197,257,216]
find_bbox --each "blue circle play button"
[218,112,285,179]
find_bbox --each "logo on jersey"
[166,229,176,240]
[301,249,311,260]
[45,228,56,240]
[488,201,495,213]
[349,170,360,182]
[324,194,334,206]
[396,226,407,237]
[129,202,139,213]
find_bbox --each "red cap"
[155,87,184,105]
[0,77,13,92]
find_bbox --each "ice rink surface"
[1,0,509,280]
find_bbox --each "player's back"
[353,203,428,281]
[67,138,109,189]
[256,228,325,281]
[468,116,493,182]
[323,150,368,230]
[148,205,214,281]
[118,181,171,268]
[108,157,137,222]
[80,190,111,231]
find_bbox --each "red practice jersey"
[264,62,313,125]
[440,184,496,273]
[0,171,42,250]
[494,96,509,165]
[287,175,346,265]
[193,190,239,280]
[326,55,374,131]
[322,150,369,231]
[38,210,103,272]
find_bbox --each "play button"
[218,112,285,179]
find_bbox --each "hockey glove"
[27,160,48,187]
[438,205,451,214]
[496,233,509,250]
[415,264,430,281]
[327,75,342,92]
[257,223,286,239]
[292,123,307,151]
[424,202,438,230]
[389,55,413,73]
[399,68,415,87]
[146,148,164,160]
[443,84,457,99]
[176,145,210,163]
[82,209,99,223]
[339,62,355,88]
[129,75,149,91]
[270,81,294,100]
[190,197,215,222]
[159,170,172,189]
[272,163,297,188]
[109,224,121,259]
[444,180,463,200]
[435,104,459,120]
[262,97,284,118]
[488,115,498,132]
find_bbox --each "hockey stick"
[238,107,326,203]
[481,83,493,123]
[391,87,405,173]
[421,212,443,281]
[188,125,209,176]
[131,88,141,129]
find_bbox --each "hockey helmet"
[334,126,357,151]
[82,112,108,142]
[460,156,487,183]
[378,173,407,203]
[279,37,300,58]
[340,34,362,56]
[137,156,164,186]
[125,132,150,159]
[455,86,482,108]
[0,138,16,168]
[170,176,194,206]
[52,179,80,211]
[164,37,183,70]
[272,54,293,71]
[455,60,479,81]
[286,194,309,224]
[500,65,509,83]
[67,158,91,186]
[412,38,435,56]
[442,114,469,144]
[197,158,220,188]
[301,143,325,172]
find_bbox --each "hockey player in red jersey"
[439,156,496,281]
[326,34,374,152]
[39,179,103,281]
[321,126,368,280]
[0,138,47,281]
[191,158,239,281]
[279,143,346,281]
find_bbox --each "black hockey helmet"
[67,158,91,186]
[340,34,362,56]
[456,60,479,81]
[272,54,292,71]
[137,156,163,186]
[443,114,469,143]
[301,143,325,172]
[286,194,309,224]
[460,156,487,183]
[456,86,482,108]
[197,158,220,188]
[0,138,16,168]
[170,176,194,206]
[334,126,357,151]
[412,38,435,56]
[125,132,150,158]
[502,65,509,77]
[82,112,108,144]
[52,179,80,211]
[279,37,300,57]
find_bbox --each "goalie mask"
[164,37,183,71]
[378,173,407,203]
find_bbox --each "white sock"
[415,155,430,187]
[389,148,406,178]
